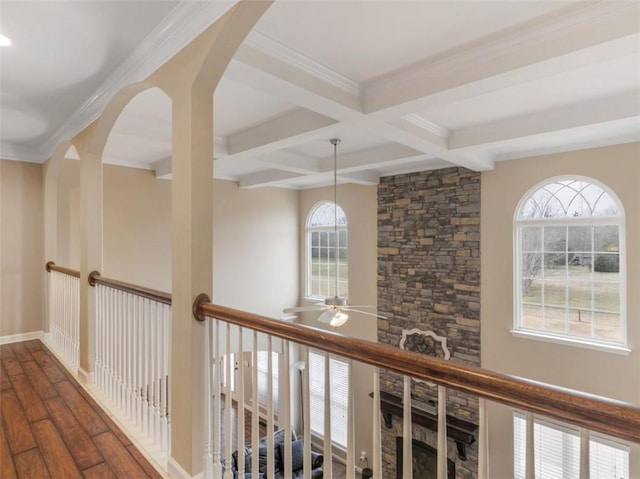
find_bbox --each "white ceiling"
[1,1,639,189]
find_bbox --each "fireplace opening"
[396,437,455,479]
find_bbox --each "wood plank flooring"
[0,340,163,479]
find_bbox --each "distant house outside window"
[514,177,625,349]
[307,202,348,299]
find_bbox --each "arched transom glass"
[307,202,348,298]
[515,178,625,347]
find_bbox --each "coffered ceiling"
[1,1,639,189]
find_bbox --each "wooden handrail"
[88,271,172,305]
[45,261,80,278]
[194,298,640,444]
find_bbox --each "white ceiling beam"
[228,46,364,122]
[374,120,494,171]
[318,143,424,174]
[256,150,322,175]
[339,170,380,186]
[227,33,493,171]
[450,90,640,149]
[226,108,339,158]
[238,169,305,189]
[364,3,640,117]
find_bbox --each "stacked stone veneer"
[377,167,480,479]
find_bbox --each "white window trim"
[512,176,628,352]
[305,201,348,301]
[513,412,630,479]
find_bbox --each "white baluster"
[283,341,292,479]
[580,428,590,479]
[437,386,447,479]
[224,323,233,479]
[212,320,222,478]
[302,348,311,479]
[525,412,535,479]
[161,303,170,456]
[203,318,213,479]
[236,327,246,476]
[372,367,382,479]
[402,376,412,479]
[478,398,488,479]
[346,360,355,479]
[251,332,259,476]
[150,300,157,442]
[144,298,150,438]
[266,336,275,479]
[323,353,332,479]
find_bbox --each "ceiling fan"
[283,138,384,327]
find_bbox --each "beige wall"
[298,184,378,459]
[103,165,172,292]
[0,159,44,336]
[481,143,640,476]
[212,180,299,318]
[55,163,300,316]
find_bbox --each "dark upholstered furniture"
[231,429,323,479]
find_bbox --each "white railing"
[92,273,171,461]
[46,263,80,369]
[195,300,640,479]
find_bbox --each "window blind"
[308,350,349,447]
[514,413,629,479]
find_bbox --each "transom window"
[514,178,625,347]
[307,202,348,299]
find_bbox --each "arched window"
[514,177,625,348]
[307,202,348,299]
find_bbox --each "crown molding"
[244,30,361,97]
[368,2,640,96]
[0,143,44,163]
[40,0,238,161]
[402,114,450,139]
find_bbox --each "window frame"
[513,412,630,479]
[512,176,628,354]
[305,201,348,301]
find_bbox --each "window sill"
[510,329,630,355]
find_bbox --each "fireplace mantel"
[372,391,478,460]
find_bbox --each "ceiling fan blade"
[283,305,327,313]
[343,308,386,319]
[345,305,378,309]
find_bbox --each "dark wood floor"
[0,340,163,479]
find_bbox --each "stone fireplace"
[396,437,455,479]
[377,167,481,479]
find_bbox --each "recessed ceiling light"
[0,34,12,47]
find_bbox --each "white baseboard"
[0,330,44,345]
[168,458,203,479]
[78,367,95,386]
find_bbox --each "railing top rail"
[45,261,80,278]
[88,271,172,305]
[195,298,640,444]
